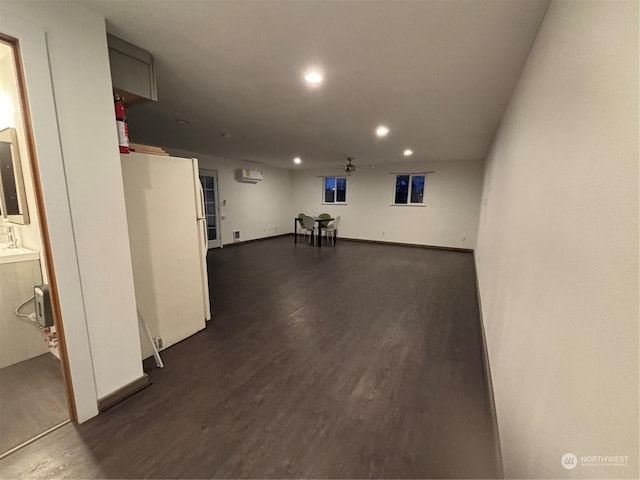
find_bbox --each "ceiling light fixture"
[293,157,302,164]
[376,125,389,137]
[176,119,190,125]
[304,71,323,85]
[403,149,413,156]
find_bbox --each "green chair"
[297,213,310,238]
[318,213,332,230]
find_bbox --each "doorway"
[0,34,71,456]
[199,169,221,249]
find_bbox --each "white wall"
[167,149,293,245]
[475,1,639,478]
[292,159,483,249]
[1,1,145,413]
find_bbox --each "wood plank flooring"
[0,353,68,455]
[0,236,498,478]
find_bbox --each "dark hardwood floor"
[0,236,498,478]
[0,353,68,455]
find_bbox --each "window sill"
[390,204,426,207]
[322,203,348,206]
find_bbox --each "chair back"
[318,213,331,229]
[333,216,341,228]
[297,213,306,228]
[302,215,316,230]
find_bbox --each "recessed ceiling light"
[176,119,190,125]
[293,157,302,164]
[376,125,389,137]
[304,71,323,85]
[403,149,413,156]
[220,132,232,138]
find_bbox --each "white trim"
[390,204,426,207]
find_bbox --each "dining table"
[293,217,337,248]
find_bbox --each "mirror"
[0,127,29,224]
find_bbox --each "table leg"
[334,228,338,245]
[316,221,322,248]
[294,218,298,244]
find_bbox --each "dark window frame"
[323,176,348,204]
[394,174,425,205]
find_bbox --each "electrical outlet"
[152,336,163,350]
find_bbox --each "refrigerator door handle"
[198,182,207,251]
[197,183,206,220]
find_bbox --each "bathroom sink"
[0,246,40,264]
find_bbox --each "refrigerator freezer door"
[191,158,212,321]
[122,153,208,359]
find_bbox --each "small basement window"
[394,174,425,205]
[323,177,347,204]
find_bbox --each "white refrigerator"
[121,152,211,360]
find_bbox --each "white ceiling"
[82,0,550,169]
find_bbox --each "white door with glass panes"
[199,169,221,248]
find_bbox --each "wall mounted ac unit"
[236,169,263,183]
